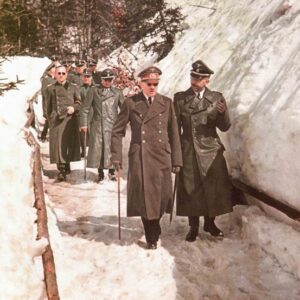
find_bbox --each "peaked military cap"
[100,68,115,79]
[138,66,162,81]
[46,62,56,71]
[191,60,214,78]
[82,68,92,76]
[75,60,86,67]
[88,59,97,66]
[60,60,69,67]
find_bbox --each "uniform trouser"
[41,119,49,139]
[189,216,215,227]
[141,217,161,243]
[80,130,89,155]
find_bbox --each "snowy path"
[40,142,300,300]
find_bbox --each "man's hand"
[216,100,226,114]
[113,160,121,171]
[67,106,75,115]
[172,166,181,174]
[80,127,88,132]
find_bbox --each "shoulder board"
[174,91,185,100]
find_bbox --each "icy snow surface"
[42,145,300,300]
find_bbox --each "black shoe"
[185,226,199,242]
[109,174,117,181]
[57,171,66,181]
[203,217,224,238]
[40,135,47,143]
[146,242,157,250]
[97,170,104,182]
[108,169,116,181]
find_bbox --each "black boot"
[185,226,199,242]
[65,163,71,174]
[56,163,67,181]
[108,169,116,181]
[203,217,224,238]
[146,241,157,250]
[97,169,104,182]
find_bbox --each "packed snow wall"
[0,56,50,299]
[157,0,300,212]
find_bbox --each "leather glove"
[172,166,181,174]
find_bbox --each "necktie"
[148,97,152,105]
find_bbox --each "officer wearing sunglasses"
[45,65,82,181]
[111,66,182,250]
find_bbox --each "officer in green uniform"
[69,60,86,86]
[40,62,56,142]
[79,68,94,156]
[80,68,124,182]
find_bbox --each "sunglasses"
[57,72,66,75]
[84,75,91,78]
[147,83,158,87]
[103,78,113,81]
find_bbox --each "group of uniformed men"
[41,56,233,250]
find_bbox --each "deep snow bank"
[110,0,300,212]
[0,56,50,299]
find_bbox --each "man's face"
[82,74,92,85]
[191,76,210,91]
[55,66,67,84]
[76,65,86,74]
[89,65,96,72]
[101,78,113,88]
[140,80,159,97]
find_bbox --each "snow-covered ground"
[41,149,300,300]
[0,57,50,299]
[1,0,300,298]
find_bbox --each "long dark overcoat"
[174,87,233,217]
[111,92,183,220]
[46,81,81,164]
[80,86,124,168]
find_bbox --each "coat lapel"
[143,94,166,124]
[190,88,213,114]
[132,93,148,121]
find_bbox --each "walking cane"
[117,168,121,240]
[170,174,178,223]
[83,130,87,181]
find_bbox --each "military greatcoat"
[46,81,81,164]
[80,86,124,168]
[111,92,183,220]
[174,87,233,217]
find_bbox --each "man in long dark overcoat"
[111,66,182,249]
[46,65,82,181]
[80,68,124,181]
[174,60,233,241]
